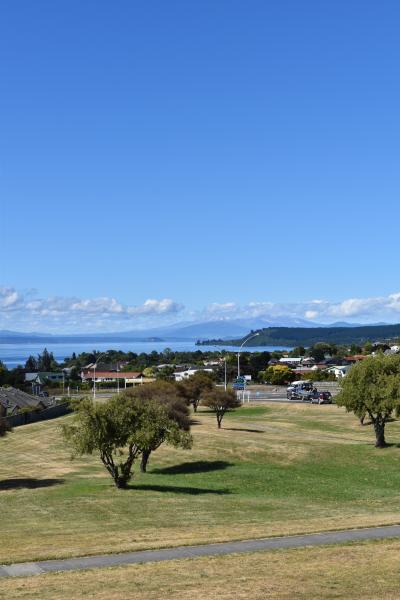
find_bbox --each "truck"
[286,380,315,401]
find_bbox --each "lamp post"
[93,352,108,400]
[213,347,227,391]
[237,333,260,378]
[223,356,227,391]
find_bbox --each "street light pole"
[237,333,260,378]
[93,352,107,400]
[213,347,227,391]
[224,357,227,391]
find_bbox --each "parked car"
[38,391,49,397]
[310,391,332,405]
[287,381,316,401]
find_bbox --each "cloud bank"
[2,285,400,332]
[201,294,400,323]
[0,286,183,332]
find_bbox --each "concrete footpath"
[1,525,400,578]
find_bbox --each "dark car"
[310,391,332,405]
[38,391,49,397]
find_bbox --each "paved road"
[2,525,400,578]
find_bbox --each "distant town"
[1,326,400,417]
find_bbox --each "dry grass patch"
[2,539,400,599]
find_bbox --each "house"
[279,357,303,366]
[267,359,280,366]
[82,362,127,374]
[301,357,316,367]
[174,368,214,382]
[320,357,350,367]
[25,372,64,384]
[0,387,52,416]
[80,370,145,384]
[384,346,400,356]
[327,365,351,378]
[25,372,65,394]
[292,368,315,376]
[344,355,368,363]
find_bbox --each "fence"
[313,381,341,395]
[5,402,72,428]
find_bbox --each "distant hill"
[0,319,313,343]
[198,323,400,347]
[0,320,393,346]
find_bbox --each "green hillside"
[199,324,400,347]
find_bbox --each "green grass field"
[1,402,400,564]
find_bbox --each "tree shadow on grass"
[152,460,233,476]
[224,428,265,433]
[0,478,64,491]
[128,483,231,495]
[377,442,400,448]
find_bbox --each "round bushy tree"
[336,354,400,448]
[201,389,241,429]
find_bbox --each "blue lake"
[0,340,291,368]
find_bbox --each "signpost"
[233,376,247,391]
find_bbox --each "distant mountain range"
[0,318,392,344]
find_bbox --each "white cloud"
[0,286,21,310]
[3,284,400,333]
[200,293,400,324]
[0,286,184,332]
[206,302,237,314]
[305,310,319,320]
[128,298,183,315]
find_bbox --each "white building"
[174,368,214,382]
[279,357,303,365]
[327,365,351,378]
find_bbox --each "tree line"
[199,324,400,347]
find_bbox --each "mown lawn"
[1,402,400,563]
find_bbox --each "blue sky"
[1,1,400,331]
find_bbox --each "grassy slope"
[2,540,400,599]
[1,403,400,563]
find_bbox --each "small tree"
[25,355,38,371]
[201,389,241,428]
[336,354,400,448]
[37,348,56,371]
[259,365,295,385]
[142,367,156,379]
[309,343,333,362]
[155,366,175,381]
[122,382,192,472]
[63,396,143,488]
[179,371,215,412]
